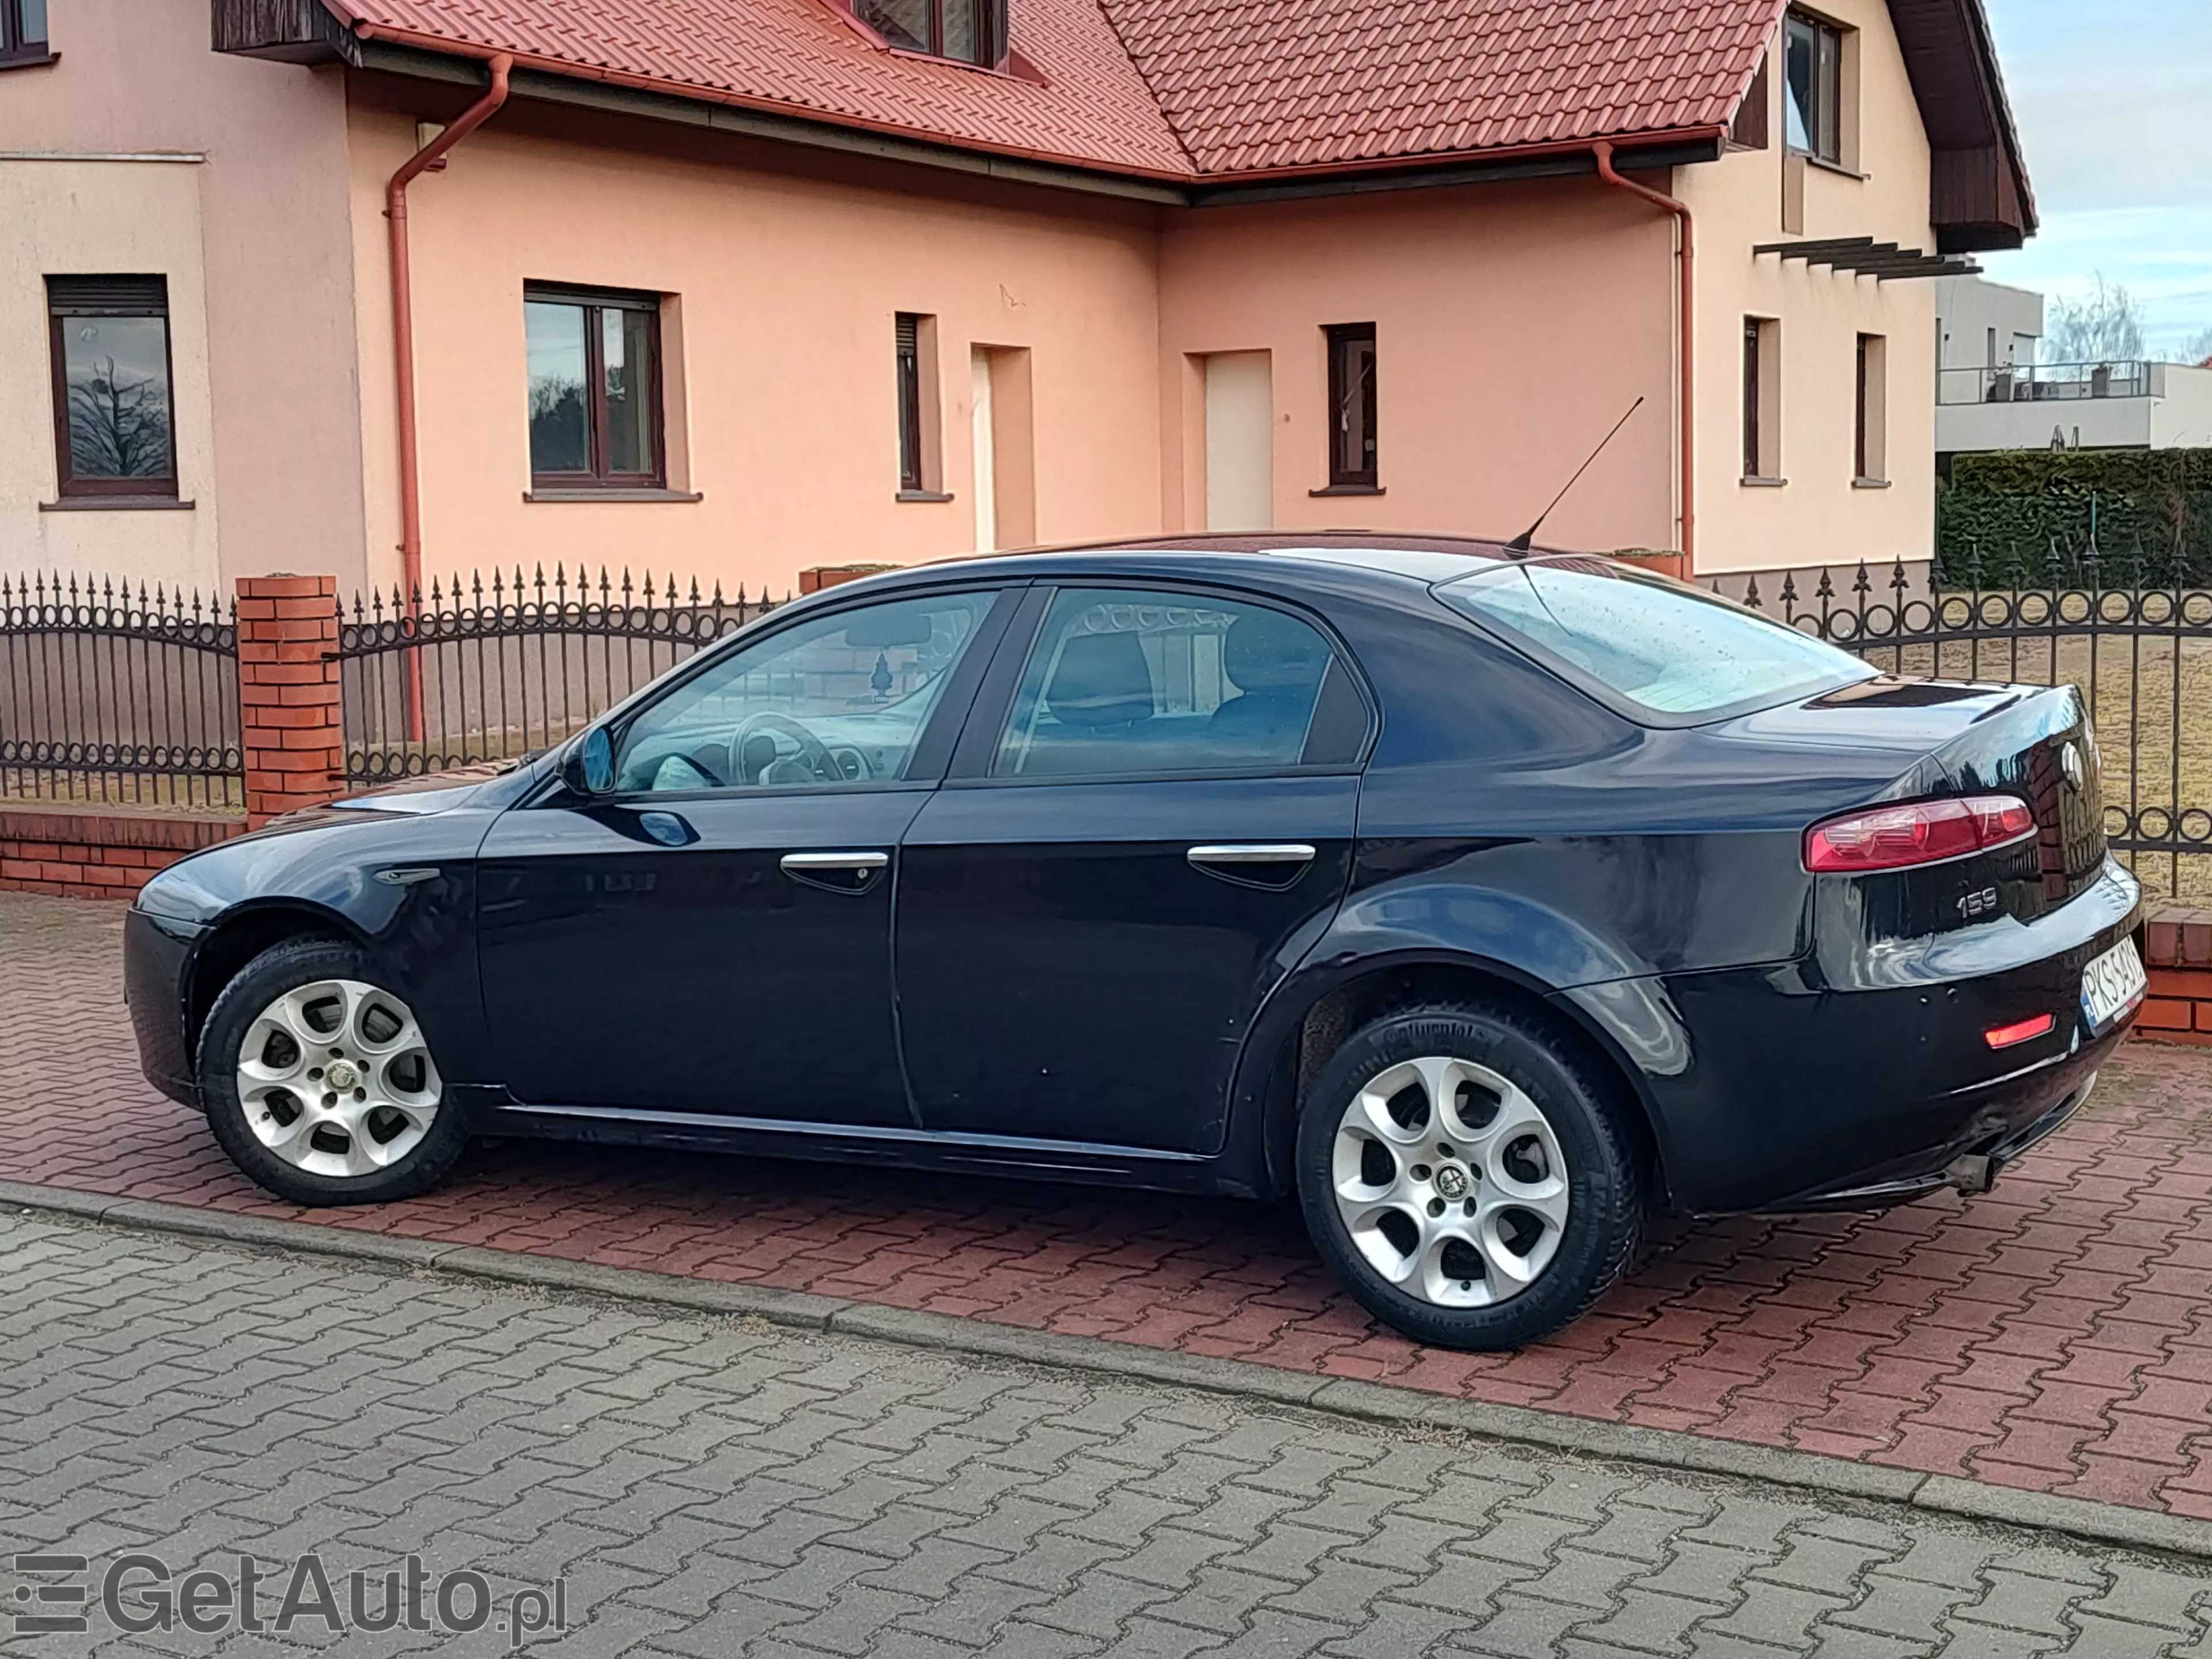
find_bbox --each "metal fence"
[1735,555,2212,902]
[0,574,243,810]
[8,555,2211,906]
[335,567,772,784]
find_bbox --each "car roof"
[855,531,1538,599]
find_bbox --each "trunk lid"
[1725,677,2107,934]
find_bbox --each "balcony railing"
[1938,360,2161,407]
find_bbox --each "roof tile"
[328,0,1782,179]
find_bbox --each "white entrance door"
[1204,351,1273,532]
[971,348,997,552]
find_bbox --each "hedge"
[1937,449,2212,587]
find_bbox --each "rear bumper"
[1762,1044,2108,1211]
[124,907,202,1108]
[1568,858,2142,1214]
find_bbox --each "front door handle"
[1186,844,1316,868]
[779,850,889,894]
[1186,844,1317,890]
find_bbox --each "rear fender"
[1221,879,1679,1198]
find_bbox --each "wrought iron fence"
[10,553,2208,907]
[1736,554,2212,902]
[0,574,243,810]
[335,566,774,784]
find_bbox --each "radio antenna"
[1505,396,1645,554]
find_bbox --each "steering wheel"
[729,711,838,786]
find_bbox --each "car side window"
[993,587,1359,780]
[614,590,995,793]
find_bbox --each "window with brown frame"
[2,0,49,63]
[853,0,1005,67]
[897,313,926,492]
[48,276,179,500]
[1784,10,1844,164]
[524,283,664,490]
[1855,333,1887,483]
[1743,316,1781,481]
[1325,323,1378,490]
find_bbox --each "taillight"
[1804,795,2035,874]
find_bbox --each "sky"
[1976,0,2212,358]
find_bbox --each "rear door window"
[1434,557,1874,723]
[991,587,1366,779]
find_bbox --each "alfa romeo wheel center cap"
[327,1060,361,1092]
[1434,1164,1471,1201]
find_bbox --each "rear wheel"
[196,938,467,1206]
[1296,1002,1643,1350]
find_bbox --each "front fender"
[138,803,504,1086]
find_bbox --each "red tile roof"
[1107,0,1779,175]
[333,0,1195,175]
[328,0,1775,180]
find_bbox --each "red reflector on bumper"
[1984,1013,2056,1050]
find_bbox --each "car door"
[895,583,1374,1156]
[476,583,1012,1125]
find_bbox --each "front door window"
[615,590,995,793]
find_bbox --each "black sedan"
[126,537,2145,1350]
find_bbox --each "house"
[1937,275,2212,460]
[0,0,2031,601]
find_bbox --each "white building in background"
[1936,274,2212,459]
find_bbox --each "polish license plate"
[2080,937,2147,1032]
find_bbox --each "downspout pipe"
[1592,139,1695,571]
[386,52,512,738]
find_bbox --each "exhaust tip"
[1944,1153,1994,1195]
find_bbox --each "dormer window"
[856,0,1005,67]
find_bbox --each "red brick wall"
[2138,906,2212,1047]
[0,804,244,900]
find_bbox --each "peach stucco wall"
[1158,182,1680,557]
[0,0,367,594]
[1680,0,1940,579]
[344,98,1165,601]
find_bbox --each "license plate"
[2080,937,2147,1032]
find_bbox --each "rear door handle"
[1187,844,1316,868]
[779,849,889,895]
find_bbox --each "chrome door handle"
[1186,844,1316,867]
[780,851,890,873]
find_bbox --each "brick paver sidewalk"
[7,893,2212,1520]
[9,1211,2211,1658]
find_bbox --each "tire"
[1296,1001,1644,1350]
[196,937,468,1206]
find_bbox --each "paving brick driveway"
[7,893,2212,1521]
[10,1213,2211,1659]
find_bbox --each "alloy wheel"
[234,979,442,1180]
[1330,1055,1570,1308]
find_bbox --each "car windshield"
[1434,558,1876,719]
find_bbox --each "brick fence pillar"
[236,575,346,829]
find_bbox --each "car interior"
[998,604,1334,777]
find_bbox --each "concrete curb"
[7,1177,2210,1564]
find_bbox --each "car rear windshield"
[1434,558,1876,721]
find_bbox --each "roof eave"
[285,13,1733,210]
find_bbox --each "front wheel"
[196,938,468,1206]
[1296,1002,1644,1350]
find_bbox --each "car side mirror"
[563,727,615,798]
